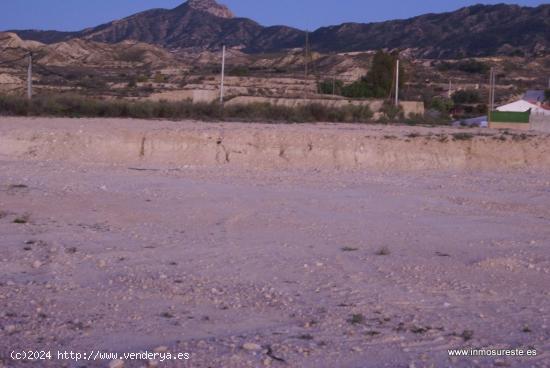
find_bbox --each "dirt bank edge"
[1,117,549,171]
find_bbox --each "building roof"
[497,99,550,116]
[522,90,545,103]
[498,100,538,112]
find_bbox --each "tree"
[452,90,481,104]
[429,97,454,114]
[366,51,404,98]
[341,79,372,98]
[341,50,405,99]
[545,89,550,102]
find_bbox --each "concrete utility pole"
[488,68,496,124]
[448,79,452,99]
[491,70,497,111]
[304,31,309,100]
[220,44,226,104]
[27,52,33,100]
[395,59,400,107]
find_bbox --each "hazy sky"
[1,0,547,31]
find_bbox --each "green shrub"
[380,102,404,121]
[136,75,149,83]
[116,49,146,63]
[318,79,344,95]
[228,66,250,77]
[153,73,166,84]
[437,60,490,74]
[429,97,454,114]
[452,90,481,104]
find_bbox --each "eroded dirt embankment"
[1,117,550,170]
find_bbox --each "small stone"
[243,343,262,351]
[5,325,17,334]
[148,359,159,368]
[108,359,124,368]
[154,346,168,353]
[32,260,42,269]
[98,260,107,268]
[263,357,272,366]
[494,359,510,367]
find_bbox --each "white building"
[497,90,550,116]
[496,100,550,116]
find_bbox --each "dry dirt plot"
[1,118,550,368]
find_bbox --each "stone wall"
[530,115,550,133]
[225,96,424,118]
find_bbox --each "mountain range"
[8,0,550,58]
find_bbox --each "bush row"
[0,94,375,124]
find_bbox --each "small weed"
[512,133,530,141]
[452,133,474,141]
[375,247,391,256]
[406,132,421,138]
[160,312,174,319]
[8,184,28,189]
[66,247,78,254]
[67,320,89,331]
[13,215,29,224]
[522,326,532,333]
[297,334,314,340]
[364,330,381,337]
[436,251,451,257]
[348,314,365,325]
[341,247,359,252]
[461,330,474,341]
[266,346,286,363]
[383,135,398,140]
[411,325,431,334]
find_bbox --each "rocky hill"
[311,4,550,58]
[7,1,550,58]
[0,32,176,68]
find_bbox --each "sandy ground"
[1,118,550,368]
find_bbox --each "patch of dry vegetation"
[0,94,374,123]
